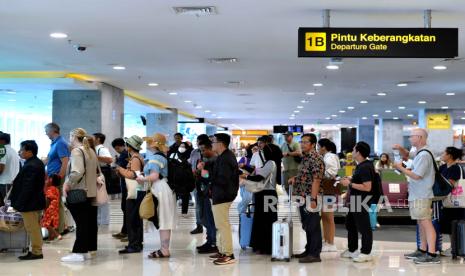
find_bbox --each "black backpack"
[157,152,195,193]
[369,163,384,204]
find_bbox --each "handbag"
[95,165,109,206]
[418,149,453,200]
[244,162,275,193]
[139,183,156,219]
[443,165,465,208]
[126,178,139,199]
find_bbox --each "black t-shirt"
[350,160,374,200]
[439,163,461,182]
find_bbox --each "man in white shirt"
[0,132,20,205]
[93,133,113,226]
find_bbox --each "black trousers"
[298,206,322,257]
[126,197,143,250]
[346,210,373,255]
[120,179,128,235]
[68,199,98,253]
[178,193,190,214]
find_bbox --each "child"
[41,174,61,242]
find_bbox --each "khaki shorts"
[409,199,433,220]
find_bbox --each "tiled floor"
[0,198,464,276]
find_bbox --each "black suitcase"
[451,220,465,259]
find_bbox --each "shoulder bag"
[243,161,276,193]
[126,156,144,199]
[443,164,465,208]
[95,164,109,206]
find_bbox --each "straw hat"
[124,135,143,151]
[144,133,168,152]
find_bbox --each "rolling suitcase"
[239,205,253,250]
[0,230,30,253]
[451,220,465,259]
[271,186,293,262]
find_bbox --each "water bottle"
[393,149,402,175]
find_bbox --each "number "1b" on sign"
[305,33,326,52]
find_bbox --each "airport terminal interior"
[2,1,465,275]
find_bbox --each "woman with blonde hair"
[61,128,99,263]
[137,133,176,258]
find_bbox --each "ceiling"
[2,0,465,129]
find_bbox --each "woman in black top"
[239,145,278,254]
[439,147,465,256]
[170,142,195,217]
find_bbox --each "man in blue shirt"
[45,122,70,234]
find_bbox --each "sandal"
[148,249,170,259]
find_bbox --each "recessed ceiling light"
[331,114,338,117]
[169,92,177,95]
[446,92,455,96]
[50,32,68,38]
[306,92,315,96]
[113,66,126,70]
[184,100,192,103]
[407,114,414,117]
[294,110,300,113]
[7,99,16,102]
[325,117,331,120]
[362,117,368,120]
[205,110,211,113]
[301,100,309,103]
[385,110,392,113]
[377,92,387,96]
[441,106,449,109]
[339,110,346,113]
[418,101,427,104]
[208,58,238,63]
[6,91,16,94]
[326,65,339,70]
[347,106,355,110]
[398,106,406,110]
[297,106,304,109]
[372,114,379,117]
[360,100,368,104]
[434,65,447,70]
[397,83,408,87]
[313,83,323,87]
[461,117,465,120]
[393,117,399,120]
[148,83,159,87]
[195,106,202,109]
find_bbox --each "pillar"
[146,108,178,145]
[377,119,403,155]
[52,82,124,149]
[357,119,375,154]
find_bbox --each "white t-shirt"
[0,144,20,184]
[250,151,264,168]
[95,144,112,167]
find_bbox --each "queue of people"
[1,124,465,267]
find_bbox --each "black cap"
[284,131,293,137]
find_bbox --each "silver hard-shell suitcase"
[271,186,293,262]
[0,230,30,253]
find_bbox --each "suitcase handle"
[288,185,293,222]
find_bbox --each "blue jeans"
[193,190,202,225]
[369,204,378,230]
[202,198,216,246]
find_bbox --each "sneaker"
[292,251,309,258]
[112,232,127,239]
[61,253,85,263]
[322,243,338,252]
[209,252,225,260]
[213,254,236,265]
[340,249,359,259]
[414,254,441,264]
[440,248,452,257]
[353,253,373,263]
[197,242,210,250]
[198,246,219,254]
[404,250,425,260]
[190,225,203,235]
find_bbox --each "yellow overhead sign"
[427,114,451,130]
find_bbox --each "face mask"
[178,147,186,154]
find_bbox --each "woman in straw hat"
[116,135,145,254]
[61,128,99,263]
[137,133,176,258]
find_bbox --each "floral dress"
[41,186,60,229]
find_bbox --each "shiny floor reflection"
[0,200,464,276]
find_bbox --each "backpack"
[156,152,195,193]
[417,149,453,199]
[369,164,383,204]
